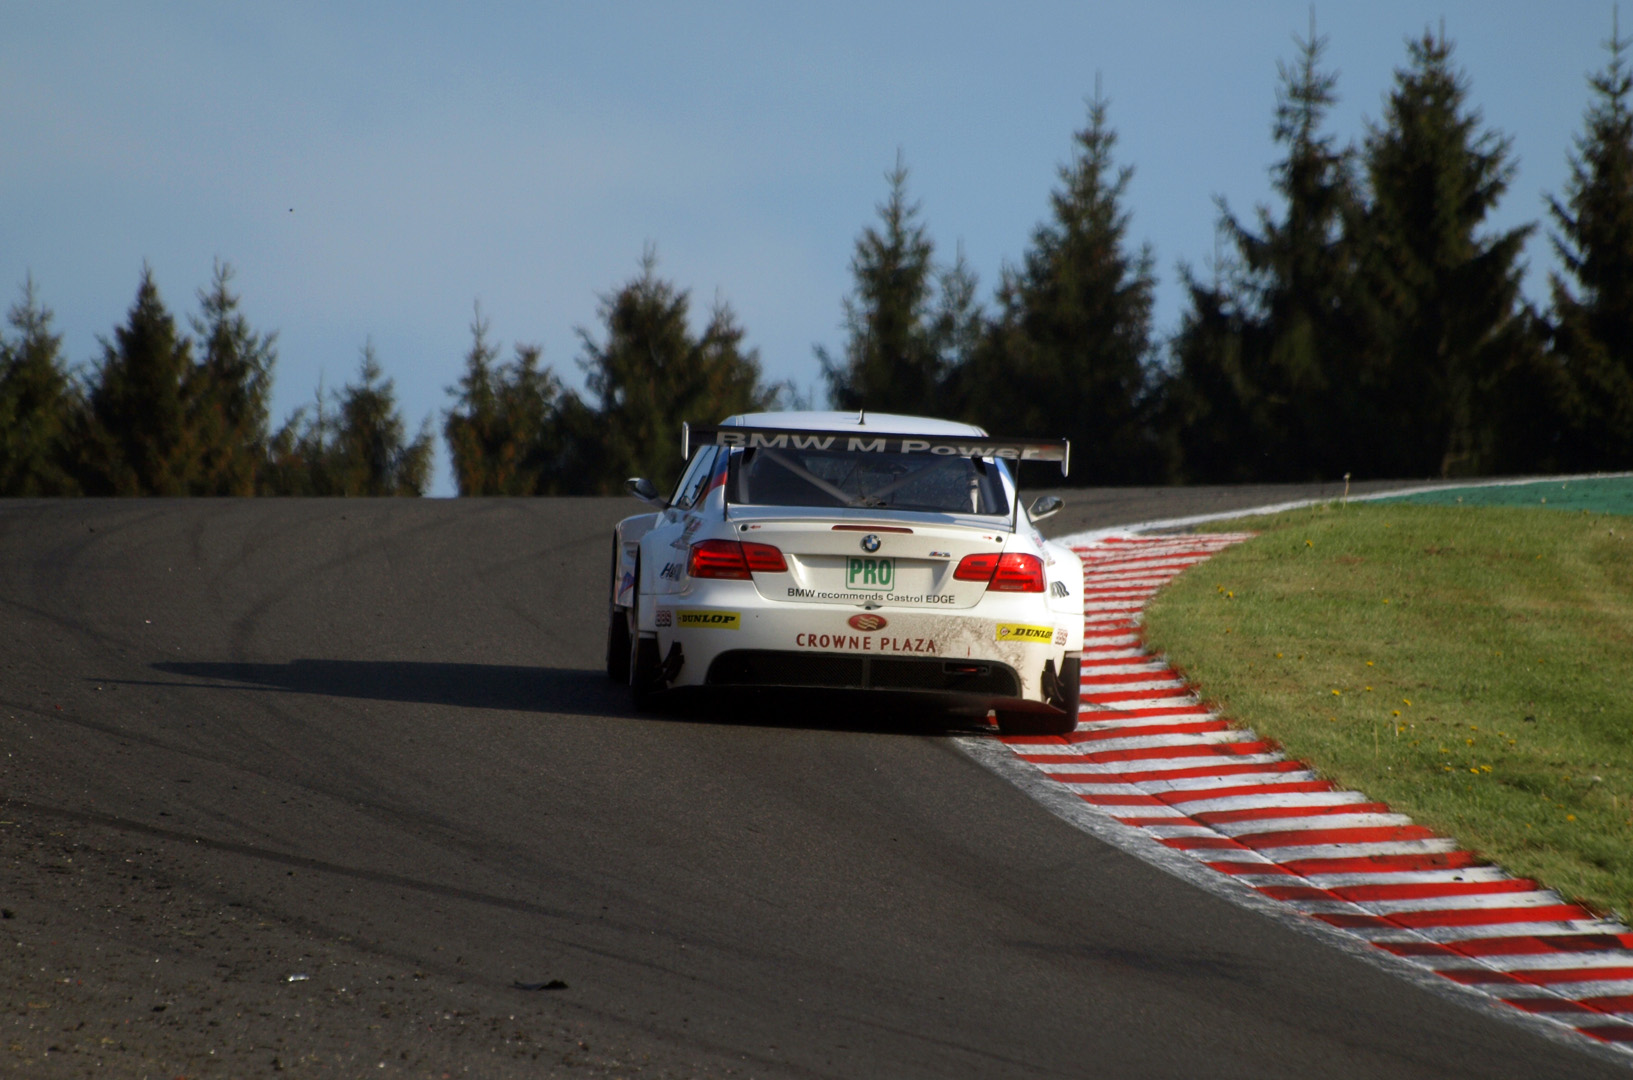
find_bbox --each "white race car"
[605,411,1084,734]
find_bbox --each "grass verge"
[1142,501,1633,917]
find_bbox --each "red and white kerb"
[994,532,1633,1055]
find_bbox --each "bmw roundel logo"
[860,534,881,553]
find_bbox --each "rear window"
[729,447,1009,515]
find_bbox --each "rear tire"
[629,632,662,711]
[994,709,1078,737]
[626,559,663,710]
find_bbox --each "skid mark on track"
[969,531,1633,1064]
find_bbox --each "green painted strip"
[1372,476,1633,516]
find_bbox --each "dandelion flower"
[1465,738,1475,746]
[1403,699,1412,706]
[1332,689,1342,696]
[1480,765,1492,773]
[1568,814,1578,822]
[1392,709,1401,717]
[1470,767,1479,774]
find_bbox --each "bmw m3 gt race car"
[605,412,1084,734]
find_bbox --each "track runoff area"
[960,478,1633,1066]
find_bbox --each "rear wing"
[682,423,1070,477]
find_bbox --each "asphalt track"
[2,483,1623,1078]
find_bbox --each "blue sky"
[2,2,1620,494]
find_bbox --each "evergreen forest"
[5,26,1633,496]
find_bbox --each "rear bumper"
[640,580,1082,711]
[703,648,1080,717]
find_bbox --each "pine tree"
[1547,15,1633,469]
[931,246,984,389]
[1163,266,1270,482]
[189,260,276,494]
[332,342,432,495]
[1164,25,1370,481]
[263,380,337,496]
[1360,29,1535,477]
[504,343,604,495]
[525,371,602,496]
[265,344,432,496]
[0,277,80,495]
[580,250,696,490]
[818,156,956,415]
[684,296,777,438]
[444,304,507,494]
[77,266,203,494]
[579,248,777,490]
[444,304,594,495]
[958,89,1158,482]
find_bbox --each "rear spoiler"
[682,423,1070,477]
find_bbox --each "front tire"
[607,537,631,682]
[607,604,631,682]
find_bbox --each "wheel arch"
[612,512,660,608]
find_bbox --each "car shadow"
[149,659,632,718]
[143,660,990,736]
[660,686,995,736]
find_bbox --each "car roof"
[721,410,988,437]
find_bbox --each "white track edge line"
[1050,472,1633,548]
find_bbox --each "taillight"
[740,541,788,573]
[688,539,787,579]
[991,552,1046,592]
[953,551,1045,591]
[953,552,1001,581]
[689,539,750,579]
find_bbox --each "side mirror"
[1029,495,1064,522]
[626,477,667,507]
